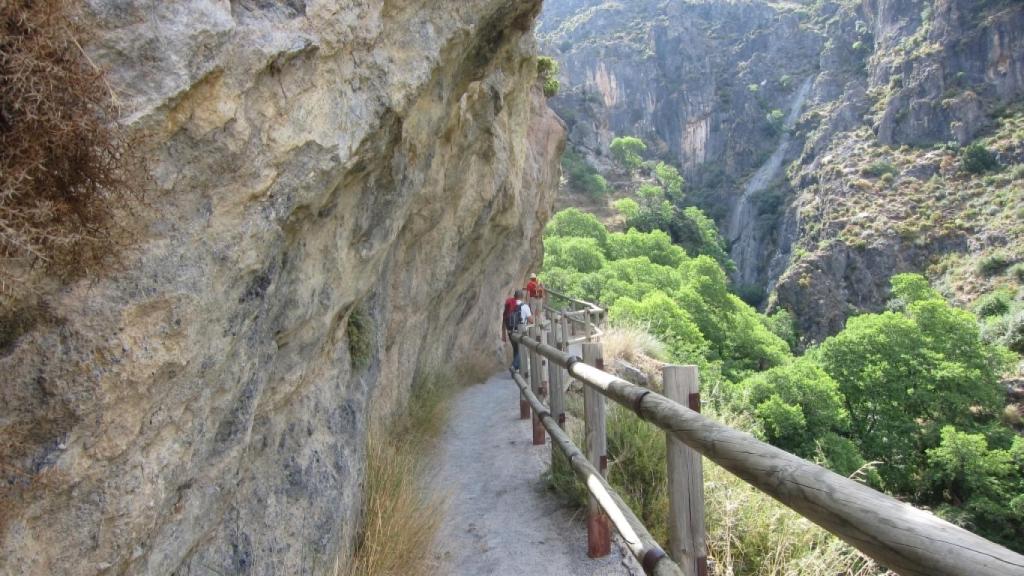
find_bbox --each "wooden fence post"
[518,324,530,420]
[547,315,565,431]
[664,365,707,576]
[584,309,594,341]
[529,325,545,446]
[582,342,610,558]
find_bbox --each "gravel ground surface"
[430,372,639,576]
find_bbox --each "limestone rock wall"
[0,1,564,574]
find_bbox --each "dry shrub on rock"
[0,0,136,293]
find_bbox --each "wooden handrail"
[511,370,685,576]
[541,291,606,343]
[511,331,1024,576]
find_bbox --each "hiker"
[502,289,532,375]
[525,273,545,299]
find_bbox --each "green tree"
[738,360,856,469]
[612,197,640,220]
[672,207,734,272]
[606,229,688,268]
[888,272,941,309]
[543,236,606,273]
[814,279,1013,494]
[926,426,1024,548]
[609,291,709,361]
[654,161,684,201]
[545,208,608,247]
[610,136,646,171]
[562,149,608,197]
[761,309,798,352]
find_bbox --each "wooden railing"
[509,295,1024,576]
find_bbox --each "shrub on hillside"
[1005,309,1024,354]
[961,143,999,174]
[973,289,1013,318]
[978,252,1012,277]
[1,0,136,289]
[863,160,898,178]
[1011,263,1024,283]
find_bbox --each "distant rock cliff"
[541,0,1024,342]
[0,1,563,574]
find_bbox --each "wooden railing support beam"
[510,371,684,576]
[664,366,706,576]
[582,342,610,558]
[528,324,545,446]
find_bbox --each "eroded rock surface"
[0,1,564,574]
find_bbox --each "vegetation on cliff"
[0,0,137,295]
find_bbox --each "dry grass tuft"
[342,365,485,576]
[1,0,138,293]
[601,324,668,363]
[342,435,446,576]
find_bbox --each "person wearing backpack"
[502,289,532,376]
[526,273,545,299]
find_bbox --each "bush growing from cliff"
[609,136,646,171]
[0,0,138,290]
[766,109,785,134]
[537,55,560,97]
[961,143,999,174]
[347,307,373,370]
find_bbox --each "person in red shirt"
[525,273,545,299]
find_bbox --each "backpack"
[503,298,523,331]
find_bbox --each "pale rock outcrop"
[0,1,564,574]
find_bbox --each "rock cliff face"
[541,0,1024,341]
[538,0,824,290]
[773,0,1024,341]
[0,1,563,574]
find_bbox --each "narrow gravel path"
[430,372,638,576]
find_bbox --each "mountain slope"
[540,0,1024,341]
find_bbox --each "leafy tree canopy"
[545,207,608,246]
[610,136,647,171]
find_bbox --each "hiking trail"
[430,373,639,575]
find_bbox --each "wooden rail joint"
[641,548,668,575]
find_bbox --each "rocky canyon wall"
[542,0,1024,342]
[0,1,564,574]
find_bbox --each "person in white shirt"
[503,289,532,375]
